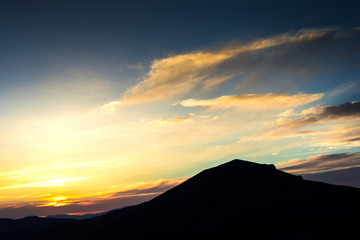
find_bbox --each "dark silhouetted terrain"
[45,207,128,220]
[1,160,360,239]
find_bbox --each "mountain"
[45,207,130,220]
[46,212,105,220]
[0,216,77,239]
[44,206,132,220]
[2,159,360,239]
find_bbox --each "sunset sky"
[1,0,359,218]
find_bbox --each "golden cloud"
[176,93,323,110]
[152,113,195,125]
[99,28,333,111]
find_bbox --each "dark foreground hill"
[2,160,360,239]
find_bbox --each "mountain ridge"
[2,159,360,239]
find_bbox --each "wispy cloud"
[112,178,187,196]
[175,93,323,110]
[313,125,360,148]
[277,101,360,130]
[0,161,110,181]
[240,101,360,147]
[99,28,340,111]
[127,62,145,72]
[97,100,123,113]
[151,113,195,125]
[0,177,86,190]
[276,152,360,174]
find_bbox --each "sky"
[0,0,360,218]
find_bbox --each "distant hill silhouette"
[46,211,107,220]
[45,206,132,220]
[1,159,360,239]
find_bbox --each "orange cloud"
[0,178,187,219]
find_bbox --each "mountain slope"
[82,160,360,239]
[0,216,77,239]
[3,160,360,239]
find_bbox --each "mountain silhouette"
[45,207,126,220]
[2,159,360,239]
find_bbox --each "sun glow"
[0,177,87,190]
[39,196,71,207]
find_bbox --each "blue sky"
[0,0,359,218]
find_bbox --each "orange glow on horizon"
[0,178,187,217]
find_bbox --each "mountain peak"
[190,159,285,187]
[211,159,276,170]
[2,159,360,240]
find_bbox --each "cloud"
[200,75,235,90]
[312,125,360,148]
[175,93,323,110]
[101,27,342,110]
[276,152,360,174]
[127,62,145,72]
[0,161,111,192]
[277,109,297,117]
[96,100,123,113]
[151,113,195,125]
[0,194,157,219]
[277,101,360,129]
[0,178,186,219]
[320,101,360,117]
[113,178,187,196]
[0,177,86,190]
[240,101,360,148]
